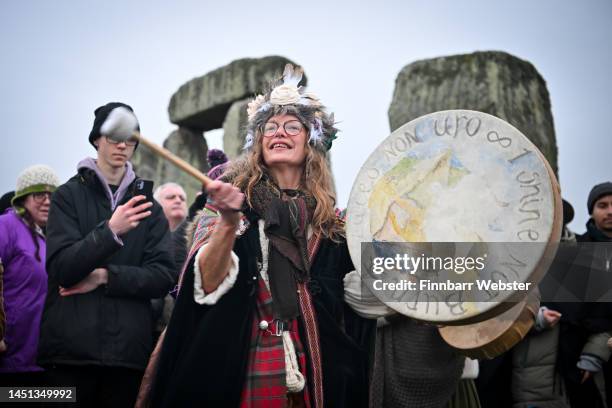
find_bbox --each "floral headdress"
[243,64,338,152]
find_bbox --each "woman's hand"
[206,180,244,224]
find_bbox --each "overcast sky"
[1,0,610,234]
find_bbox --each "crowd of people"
[0,65,611,408]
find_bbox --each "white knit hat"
[12,164,60,205]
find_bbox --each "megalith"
[388,51,558,174]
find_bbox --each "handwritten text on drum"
[351,113,543,242]
[516,171,543,241]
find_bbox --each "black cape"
[149,213,375,407]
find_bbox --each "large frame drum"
[346,110,562,326]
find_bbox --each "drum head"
[346,110,561,324]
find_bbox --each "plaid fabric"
[174,204,249,297]
[239,278,310,408]
[176,206,328,407]
[240,225,324,408]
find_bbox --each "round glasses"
[31,191,52,203]
[262,120,304,137]
[105,135,138,146]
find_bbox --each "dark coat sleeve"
[105,204,175,299]
[46,184,122,288]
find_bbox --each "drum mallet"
[99,106,213,187]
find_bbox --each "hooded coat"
[0,209,47,373]
[38,165,175,370]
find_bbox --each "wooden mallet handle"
[133,131,242,212]
[134,132,213,187]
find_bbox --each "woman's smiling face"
[261,114,308,170]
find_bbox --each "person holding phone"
[39,102,175,407]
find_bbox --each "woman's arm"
[197,180,244,293]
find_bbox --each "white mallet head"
[100,106,139,141]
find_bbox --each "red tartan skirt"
[239,278,311,408]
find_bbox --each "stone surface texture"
[168,56,306,131]
[131,144,161,186]
[222,99,250,159]
[159,127,209,202]
[388,51,558,175]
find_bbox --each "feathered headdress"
[243,64,338,151]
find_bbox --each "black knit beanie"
[587,182,612,214]
[88,102,139,149]
[562,199,574,226]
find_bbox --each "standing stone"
[131,145,162,187]
[158,127,209,203]
[222,99,250,159]
[168,56,307,131]
[388,51,558,175]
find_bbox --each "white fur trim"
[193,244,239,305]
[258,220,270,290]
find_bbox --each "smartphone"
[134,179,154,202]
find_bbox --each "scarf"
[586,219,612,242]
[249,177,317,321]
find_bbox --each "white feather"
[258,102,272,114]
[309,118,323,145]
[243,132,254,150]
[100,106,139,140]
[282,64,303,88]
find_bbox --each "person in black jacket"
[568,182,612,406]
[39,102,175,407]
[539,183,612,407]
[579,182,612,243]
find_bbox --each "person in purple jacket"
[0,164,60,385]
